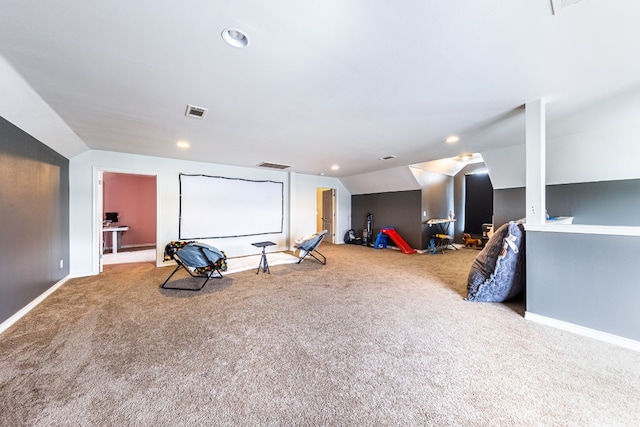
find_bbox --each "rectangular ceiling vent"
[551,0,586,15]
[257,162,291,170]
[379,155,396,160]
[185,104,208,119]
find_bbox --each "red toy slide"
[381,228,417,254]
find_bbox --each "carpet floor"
[1,243,639,426]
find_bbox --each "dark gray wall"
[0,116,69,324]
[527,231,640,341]
[351,190,422,249]
[453,163,490,242]
[493,187,526,229]
[422,173,453,248]
[547,180,640,225]
[351,168,494,249]
[493,179,640,229]
[496,179,640,342]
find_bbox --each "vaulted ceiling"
[1,1,639,177]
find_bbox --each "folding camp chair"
[294,230,327,265]
[161,241,227,290]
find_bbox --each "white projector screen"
[179,174,283,239]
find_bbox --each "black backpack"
[344,229,362,244]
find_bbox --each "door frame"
[93,167,159,274]
[316,186,336,244]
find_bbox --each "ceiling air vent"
[185,104,208,119]
[379,155,396,160]
[551,0,586,15]
[257,162,291,170]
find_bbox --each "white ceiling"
[1,0,639,177]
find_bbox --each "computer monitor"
[105,212,119,223]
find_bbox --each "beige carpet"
[224,252,300,275]
[1,243,639,426]
[103,249,299,272]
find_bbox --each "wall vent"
[185,104,208,119]
[551,0,587,15]
[257,162,291,170]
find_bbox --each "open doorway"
[316,187,336,244]
[98,171,157,270]
[463,172,493,237]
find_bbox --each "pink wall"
[103,173,156,248]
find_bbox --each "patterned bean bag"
[465,221,526,302]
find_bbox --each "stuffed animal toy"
[463,233,483,248]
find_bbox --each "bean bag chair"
[465,220,525,302]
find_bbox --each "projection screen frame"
[179,173,284,239]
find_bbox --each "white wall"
[481,145,526,190]
[293,173,351,243]
[340,166,421,195]
[70,151,349,276]
[546,87,640,185]
[0,54,88,158]
[409,167,453,222]
[481,89,640,190]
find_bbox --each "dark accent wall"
[0,116,69,325]
[547,180,640,225]
[421,174,453,247]
[493,187,526,229]
[493,179,640,228]
[495,179,640,342]
[527,231,640,341]
[351,190,422,249]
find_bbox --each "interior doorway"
[316,187,336,244]
[97,170,157,271]
[464,172,493,236]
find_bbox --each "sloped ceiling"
[1,1,640,178]
[340,166,421,195]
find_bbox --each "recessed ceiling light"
[177,141,190,149]
[472,168,489,174]
[331,165,340,171]
[222,28,249,48]
[445,135,460,144]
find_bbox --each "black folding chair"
[294,230,327,265]
[161,241,227,291]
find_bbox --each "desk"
[252,241,276,274]
[102,226,129,254]
[425,218,457,253]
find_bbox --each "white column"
[288,171,296,251]
[526,99,546,225]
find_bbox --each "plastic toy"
[463,233,483,248]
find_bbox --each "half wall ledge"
[525,222,640,236]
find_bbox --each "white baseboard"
[0,276,71,335]
[104,243,156,250]
[525,311,640,352]
[122,245,155,251]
